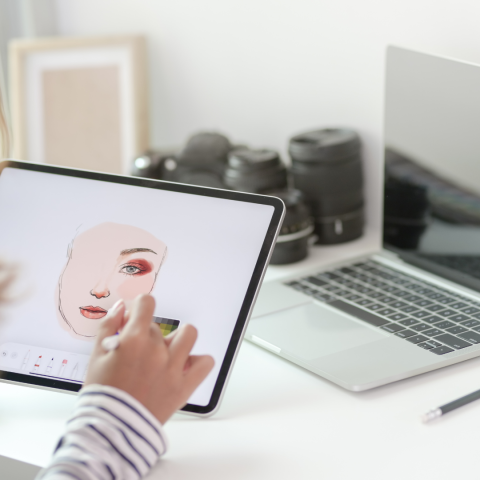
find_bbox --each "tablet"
[0,160,284,416]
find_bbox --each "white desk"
[2,233,480,479]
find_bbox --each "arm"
[36,384,167,480]
[36,295,214,480]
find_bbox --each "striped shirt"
[35,384,168,480]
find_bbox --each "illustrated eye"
[120,264,145,275]
[119,259,152,277]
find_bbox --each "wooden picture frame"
[9,35,148,174]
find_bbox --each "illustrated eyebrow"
[120,248,157,256]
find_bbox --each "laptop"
[246,45,480,391]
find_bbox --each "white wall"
[54,0,480,241]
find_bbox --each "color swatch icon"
[153,316,180,337]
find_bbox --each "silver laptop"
[247,45,480,391]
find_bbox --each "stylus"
[422,388,480,422]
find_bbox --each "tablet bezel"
[0,160,285,415]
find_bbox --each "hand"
[84,294,215,424]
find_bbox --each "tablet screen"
[0,164,280,413]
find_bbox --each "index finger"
[120,294,158,339]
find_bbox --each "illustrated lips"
[79,306,108,320]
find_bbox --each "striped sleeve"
[35,384,168,480]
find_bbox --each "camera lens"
[289,128,364,244]
[268,189,313,265]
[224,148,288,193]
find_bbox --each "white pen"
[46,358,54,375]
[71,362,78,380]
[22,350,30,370]
[33,355,42,373]
[58,359,68,377]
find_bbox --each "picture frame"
[9,35,148,174]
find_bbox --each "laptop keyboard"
[285,260,480,355]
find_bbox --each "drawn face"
[57,222,167,339]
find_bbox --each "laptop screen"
[383,46,480,292]
[0,165,276,409]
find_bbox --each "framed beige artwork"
[9,35,148,174]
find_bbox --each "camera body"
[162,132,231,189]
[131,132,233,189]
[131,150,168,179]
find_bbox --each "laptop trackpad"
[248,302,387,360]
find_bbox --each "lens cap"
[289,128,360,162]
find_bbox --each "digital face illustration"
[57,222,168,339]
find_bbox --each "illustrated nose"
[90,286,110,299]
